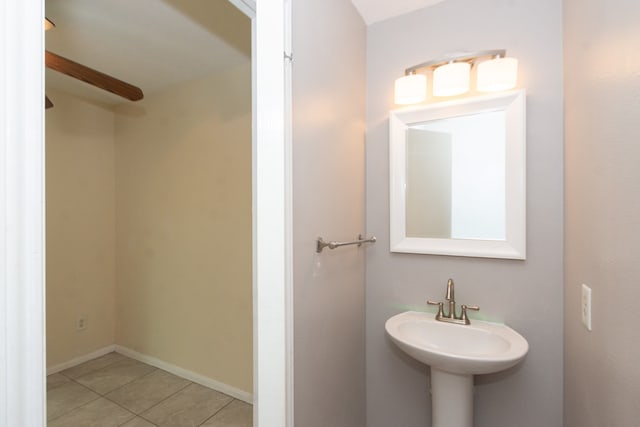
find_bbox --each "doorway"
[1,0,292,426]
[44,0,253,424]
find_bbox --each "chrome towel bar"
[316,234,377,253]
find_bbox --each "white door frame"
[251,0,294,425]
[0,0,292,426]
[0,1,46,425]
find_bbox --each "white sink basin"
[385,311,528,375]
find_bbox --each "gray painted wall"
[564,0,640,425]
[292,0,367,425]
[365,1,564,426]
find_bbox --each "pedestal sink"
[385,311,528,427]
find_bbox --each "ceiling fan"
[45,17,144,109]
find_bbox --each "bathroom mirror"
[389,90,526,259]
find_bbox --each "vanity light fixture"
[476,56,519,92]
[433,61,471,97]
[394,71,427,105]
[394,49,518,105]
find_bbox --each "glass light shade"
[477,57,518,92]
[394,74,427,105]
[433,62,470,97]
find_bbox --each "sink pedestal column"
[430,368,473,427]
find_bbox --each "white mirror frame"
[389,90,526,259]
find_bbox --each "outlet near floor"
[76,316,87,331]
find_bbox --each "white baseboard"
[114,345,253,404]
[47,345,117,375]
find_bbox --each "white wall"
[292,0,367,425]
[564,0,640,424]
[365,0,564,426]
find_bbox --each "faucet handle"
[460,305,480,324]
[427,300,444,319]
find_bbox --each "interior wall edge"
[46,345,117,375]
[114,345,253,404]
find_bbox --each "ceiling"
[45,0,250,106]
[45,0,445,106]
[350,0,448,25]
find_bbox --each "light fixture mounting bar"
[404,49,506,75]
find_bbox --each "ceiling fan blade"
[45,96,54,109]
[45,51,144,101]
[44,18,56,31]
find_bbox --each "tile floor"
[47,352,252,427]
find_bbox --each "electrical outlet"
[76,316,87,331]
[581,284,592,331]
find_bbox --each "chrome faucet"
[427,278,479,325]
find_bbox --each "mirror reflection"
[406,111,506,240]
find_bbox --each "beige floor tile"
[141,383,233,427]
[48,397,136,427]
[76,358,157,395]
[105,369,191,414]
[62,352,127,379]
[46,373,71,391]
[120,416,157,427]
[47,381,99,421]
[201,399,252,427]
